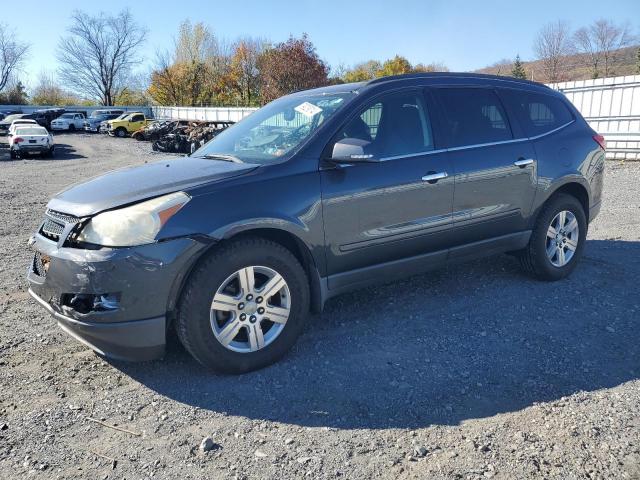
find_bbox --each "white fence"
[151,106,256,123]
[549,75,640,160]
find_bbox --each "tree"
[343,60,382,82]
[57,9,147,105]
[534,20,573,83]
[0,80,28,104]
[0,24,29,94]
[413,62,449,73]
[637,47,640,74]
[574,19,635,78]
[258,34,328,103]
[377,55,413,77]
[511,54,527,79]
[30,71,80,105]
[229,38,263,106]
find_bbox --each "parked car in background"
[84,111,125,133]
[34,109,65,129]
[26,73,605,373]
[50,113,86,132]
[107,112,151,137]
[0,109,22,121]
[8,119,38,136]
[0,113,36,135]
[9,125,54,159]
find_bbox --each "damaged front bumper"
[26,233,207,361]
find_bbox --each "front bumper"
[27,234,207,361]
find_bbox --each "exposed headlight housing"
[77,192,190,247]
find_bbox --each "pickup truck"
[107,112,152,137]
[50,112,86,131]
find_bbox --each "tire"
[10,149,17,160]
[176,237,310,374]
[115,128,127,138]
[517,193,587,281]
[68,124,75,132]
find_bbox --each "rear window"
[434,88,513,147]
[499,90,574,137]
[16,127,47,135]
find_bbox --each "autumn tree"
[534,20,574,83]
[0,24,29,95]
[637,47,640,74]
[413,62,449,73]
[343,60,382,82]
[31,71,80,105]
[57,9,147,105]
[377,55,413,77]
[229,38,263,106]
[574,19,635,78]
[0,80,28,104]
[258,34,329,103]
[511,55,527,79]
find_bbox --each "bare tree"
[574,19,636,78]
[57,9,147,105]
[0,24,29,94]
[534,20,574,83]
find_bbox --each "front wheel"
[176,237,310,373]
[68,124,75,132]
[517,193,587,281]
[115,128,127,138]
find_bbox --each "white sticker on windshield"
[294,102,322,117]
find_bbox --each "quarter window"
[435,88,513,147]
[336,91,434,158]
[500,90,574,137]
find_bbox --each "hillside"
[477,46,639,82]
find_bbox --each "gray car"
[27,73,605,373]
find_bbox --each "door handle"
[421,172,448,183]
[514,158,535,168]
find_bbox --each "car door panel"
[320,88,454,284]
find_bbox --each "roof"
[364,72,551,91]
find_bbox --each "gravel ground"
[0,133,639,479]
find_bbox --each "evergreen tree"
[511,55,527,79]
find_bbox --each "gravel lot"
[0,133,639,479]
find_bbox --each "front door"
[321,89,454,289]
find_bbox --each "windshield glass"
[60,113,74,119]
[16,127,47,135]
[194,92,355,164]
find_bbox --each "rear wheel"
[517,193,587,281]
[68,124,75,132]
[176,237,310,373]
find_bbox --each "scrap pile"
[146,121,234,154]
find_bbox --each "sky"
[6,0,640,90]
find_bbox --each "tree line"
[0,12,638,106]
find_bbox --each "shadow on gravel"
[0,143,84,161]
[117,239,640,430]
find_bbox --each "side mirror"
[330,138,377,163]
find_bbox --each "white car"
[8,119,38,137]
[9,126,55,159]
[50,113,85,132]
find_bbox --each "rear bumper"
[29,288,165,361]
[14,145,50,154]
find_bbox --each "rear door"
[321,88,454,288]
[432,87,538,249]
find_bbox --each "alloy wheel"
[546,210,579,267]
[210,266,291,353]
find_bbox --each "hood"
[47,156,259,217]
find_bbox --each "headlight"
[77,192,190,247]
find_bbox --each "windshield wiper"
[199,153,243,163]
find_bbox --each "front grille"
[39,209,80,242]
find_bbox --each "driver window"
[337,91,433,158]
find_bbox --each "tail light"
[14,137,24,143]
[593,134,606,151]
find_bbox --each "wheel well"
[228,229,323,312]
[552,182,590,220]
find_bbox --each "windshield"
[16,127,47,135]
[4,114,22,122]
[193,92,355,164]
[60,113,74,119]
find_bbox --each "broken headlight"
[76,192,190,247]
